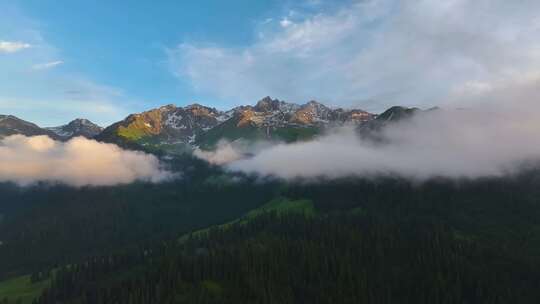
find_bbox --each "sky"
[1,0,540,127]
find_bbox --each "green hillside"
[0,274,51,304]
[195,117,320,149]
[180,197,315,242]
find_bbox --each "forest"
[1,155,540,303]
[3,0,540,302]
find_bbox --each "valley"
[2,1,540,302]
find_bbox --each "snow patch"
[46,126,73,138]
[165,112,184,129]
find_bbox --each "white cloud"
[279,18,293,28]
[169,0,540,111]
[228,97,540,180]
[32,60,64,70]
[0,135,172,187]
[0,40,30,53]
[190,69,540,181]
[194,141,244,165]
[193,139,278,165]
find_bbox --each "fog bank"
[225,100,540,180]
[0,135,171,186]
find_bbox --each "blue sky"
[0,0,301,125]
[12,1,289,102]
[1,0,539,126]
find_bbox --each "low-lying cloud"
[193,141,244,165]
[0,135,171,186]
[193,139,278,165]
[220,98,540,180]
[174,0,540,181]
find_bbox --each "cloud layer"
[0,135,171,186]
[193,141,244,165]
[193,139,278,165]
[170,0,540,110]
[225,95,540,180]
[178,0,540,180]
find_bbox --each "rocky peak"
[254,96,282,112]
[307,100,331,111]
[159,104,177,112]
[377,106,419,122]
[47,118,103,140]
[331,108,374,124]
[67,118,98,128]
[97,98,377,146]
[0,115,60,139]
[185,103,205,109]
[1,115,36,127]
[290,100,332,124]
[306,100,322,106]
[184,104,221,117]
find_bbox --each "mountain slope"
[196,98,373,148]
[194,112,321,149]
[46,119,103,140]
[357,106,420,138]
[23,173,540,304]
[96,96,375,150]
[0,115,60,140]
[1,102,413,150]
[96,104,227,147]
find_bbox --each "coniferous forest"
[1,155,540,303]
[3,1,540,303]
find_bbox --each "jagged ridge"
[97,97,376,149]
[1,98,422,151]
[47,118,103,140]
[0,115,60,140]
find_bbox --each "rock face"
[356,106,421,141]
[47,119,103,140]
[226,97,373,129]
[2,99,426,152]
[376,106,419,122]
[1,99,428,154]
[0,115,103,141]
[96,97,376,148]
[96,104,228,145]
[0,115,60,140]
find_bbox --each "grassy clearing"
[244,198,315,218]
[196,118,321,150]
[117,126,148,141]
[0,275,51,304]
[180,198,314,242]
[271,126,320,143]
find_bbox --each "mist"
[0,135,172,186]
[220,96,540,180]
[193,139,279,165]
[193,140,245,165]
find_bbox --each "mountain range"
[0,97,418,150]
